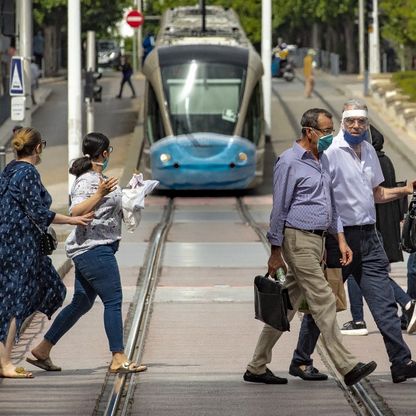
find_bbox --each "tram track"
[249,84,394,416]
[95,199,175,416]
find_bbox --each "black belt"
[344,224,375,231]
[286,227,327,236]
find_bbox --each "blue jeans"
[348,275,411,322]
[292,227,411,368]
[407,253,416,299]
[45,242,124,352]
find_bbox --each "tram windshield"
[161,61,246,136]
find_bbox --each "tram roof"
[157,5,250,48]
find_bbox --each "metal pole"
[137,0,143,72]
[0,146,6,173]
[20,0,32,126]
[369,0,380,74]
[132,30,137,73]
[68,0,82,197]
[86,31,95,133]
[358,0,365,76]
[261,0,272,139]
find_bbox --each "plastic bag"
[122,174,159,232]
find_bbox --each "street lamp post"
[261,0,271,139]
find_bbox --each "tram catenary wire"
[96,199,175,416]
[240,84,394,415]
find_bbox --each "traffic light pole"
[368,0,380,74]
[261,0,271,139]
[68,0,82,198]
[86,31,96,133]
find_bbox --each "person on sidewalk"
[243,108,376,386]
[341,124,416,336]
[0,127,93,379]
[30,57,40,105]
[27,132,147,375]
[116,56,136,99]
[303,49,315,98]
[289,99,416,384]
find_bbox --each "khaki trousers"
[247,228,357,376]
[304,75,315,98]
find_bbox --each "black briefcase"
[254,273,292,332]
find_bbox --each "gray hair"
[342,98,368,112]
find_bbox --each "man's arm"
[373,181,415,203]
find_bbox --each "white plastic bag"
[122,174,159,232]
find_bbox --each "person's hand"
[98,177,118,197]
[267,247,287,277]
[70,211,94,226]
[339,240,353,266]
[406,180,416,194]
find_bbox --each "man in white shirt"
[289,99,416,384]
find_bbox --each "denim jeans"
[291,228,411,368]
[348,275,411,323]
[45,242,124,352]
[407,253,416,299]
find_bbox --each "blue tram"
[142,6,265,190]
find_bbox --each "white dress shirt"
[323,131,384,226]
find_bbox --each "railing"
[291,47,340,76]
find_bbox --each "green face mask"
[317,133,333,153]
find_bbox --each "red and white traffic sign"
[126,10,144,28]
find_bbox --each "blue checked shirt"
[267,142,343,246]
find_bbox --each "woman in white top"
[27,132,147,374]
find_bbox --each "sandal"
[109,361,147,374]
[26,357,62,371]
[0,367,34,378]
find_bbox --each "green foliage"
[392,71,416,100]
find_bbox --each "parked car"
[97,40,121,68]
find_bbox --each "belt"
[286,226,327,237]
[344,224,375,231]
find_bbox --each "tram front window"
[162,61,246,136]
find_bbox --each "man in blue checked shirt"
[243,108,377,386]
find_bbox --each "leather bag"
[401,192,416,253]
[254,273,292,332]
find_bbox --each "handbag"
[254,273,293,332]
[401,192,416,253]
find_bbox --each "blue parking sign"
[9,57,25,96]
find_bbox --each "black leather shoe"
[243,368,288,384]
[289,364,328,381]
[344,361,377,386]
[391,360,416,383]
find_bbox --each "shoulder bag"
[401,192,416,253]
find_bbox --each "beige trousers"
[247,228,357,376]
[304,75,315,98]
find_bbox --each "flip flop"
[109,361,147,374]
[26,357,62,371]
[0,367,34,378]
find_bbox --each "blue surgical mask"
[317,133,333,153]
[344,129,368,145]
[102,158,109,171]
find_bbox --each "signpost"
[126,9,144,72]
[9,57,25,96]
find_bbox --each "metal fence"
[291,47,340,76]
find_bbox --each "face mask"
[317,133,333,153]
[102,158,108,171]
[343,129,368,145]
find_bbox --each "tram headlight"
[160,153,171,163]
[238,152,248,162]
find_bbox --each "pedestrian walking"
[27,132,147,375]
[303,49,315,98]
[116,56,136,99]
[243,108,376,386]
[0,127,93,379]
[30,57,40,105]
[33,31,44,70]
[341,124,416,336]
[288,99,416,384]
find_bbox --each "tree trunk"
[344,19,357,73]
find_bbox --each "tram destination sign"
[126,10,144,28]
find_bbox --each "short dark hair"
[300,108,332,135]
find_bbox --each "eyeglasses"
[309,127,335,135]
[107,146,113,153]
[343,117,368,127]
[41,140,47,149]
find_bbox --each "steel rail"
[102,198,175,416]
[236,128,388,416]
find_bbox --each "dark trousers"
[118,76,136,97]
[291,227,411,368]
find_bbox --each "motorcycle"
[271,57,295,82]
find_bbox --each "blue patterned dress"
[0,160,66,343]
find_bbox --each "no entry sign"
[126,10,144,28]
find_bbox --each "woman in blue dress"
[0,127,93,378]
